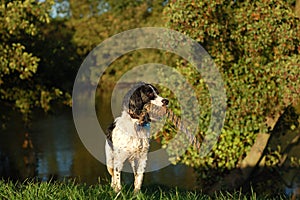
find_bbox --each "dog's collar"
[135,122,150,129]
[134,122,151,138]
[142,122,150,128]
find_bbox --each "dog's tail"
[105,122,115,148]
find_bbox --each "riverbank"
[0,180,287,200]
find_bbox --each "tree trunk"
[208,133,270,193]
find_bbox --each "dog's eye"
[146,92,155,99]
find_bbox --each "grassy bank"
[0,180,286,200]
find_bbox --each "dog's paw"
[113,185,122,193]
[133,188,141,195]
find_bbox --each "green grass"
[0,180,287,200]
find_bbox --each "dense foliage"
[0,0,71,122]
[65,0,172,86]
[163,0,300,184]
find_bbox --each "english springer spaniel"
[105,82,169,193]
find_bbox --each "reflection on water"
[34,113,76,181]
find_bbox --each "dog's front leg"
[134,151,148,193]
[112,150,127,193]
[134,172,144,193]
[112,167,122,193]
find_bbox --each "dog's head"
[123,82,169,125]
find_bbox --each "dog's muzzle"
[143,103,168,121]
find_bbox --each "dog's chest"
[113,127,150,152]
[112,112,151,154]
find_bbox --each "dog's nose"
[162,99,169,106]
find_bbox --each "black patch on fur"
[106,121,116,146]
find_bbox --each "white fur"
[105,111,150,193]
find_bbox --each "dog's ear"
[123,83,154,119]
[127,88,144,119]
[138,111,151,125]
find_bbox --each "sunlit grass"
[0,180,287,200]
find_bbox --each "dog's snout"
[162,99,169,106]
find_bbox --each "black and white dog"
[105,82,169,193]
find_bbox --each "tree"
[66,0,167,54]
[0,0,71,123]
[65,0,171,86]
[33,19,81,92]
[163,0,300,189]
